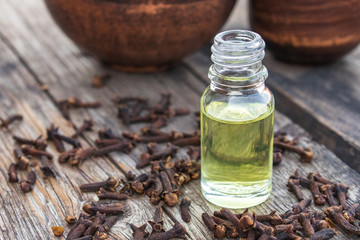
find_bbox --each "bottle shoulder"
[201,86,274,123]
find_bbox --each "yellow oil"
[201,100,274,208]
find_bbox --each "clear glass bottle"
[201,30,274,209]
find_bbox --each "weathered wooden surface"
[188,0,360,172]
[0,0,359,239]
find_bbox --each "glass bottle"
[200,30,274,209]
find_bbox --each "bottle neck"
[208,30,268,94]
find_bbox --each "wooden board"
[186,0,360,172]
[0,0,359,239]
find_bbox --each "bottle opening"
[209,30,268,90]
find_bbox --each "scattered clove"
[308,173,326,205]
[13,148,30,170]
[96,188,128,201]
[21,145,53,159]
[13,135,47,150]
[0,114,23,129]
[335,183,349,210]
[80,176,120,192]
[47,125,65,152]
[92,74,111,88]
[287,178,305,201]
[274,141,314,162]
[72,120,94,138]
[148,222,186,240]
[82,202,126,215]
[180,197,191,222]
[8,163,18,182]
[130,224,149,240]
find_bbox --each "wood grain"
[0,0,359,239]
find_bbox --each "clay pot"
[44,0,236,72]
[249,0,360,64]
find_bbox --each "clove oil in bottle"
[201,30,274,208]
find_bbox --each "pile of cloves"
[286,169,360,236]
[123,142,200,207]
[288,169,349,208]
[130,201,187,240]
[113,93,190,127]
[8,133,56,193]
[57,127,135,166]
[58,97,101,120]
[202,199,336,239]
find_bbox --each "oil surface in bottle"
[201,99,274,208]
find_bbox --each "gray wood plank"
[0,0,359,239]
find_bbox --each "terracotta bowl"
[44,0,236,72]
[249,0,360,64]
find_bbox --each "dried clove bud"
[344,203,359,223]
[274,141,314,162]
[292,198,312,214]
[58,148,79,164]
[0,114,23,129]
[130,224,149,240]
[66,217,93,239]
[335,183,349,210]
[97,216,118,233]
[148,222,186,240]
[19,170,37,193]
[13,135,47,150]
[187,146,200,160]
[287,178,305,201]
[47,125,65,152]
[92,142,134,156]
[21,145,53,159]
[68,147,95,165]
[40,156,56,178]
[309,228,336,240]
[214,224,226,239]
[83,212,106,236]
[72,120,94,138]
[325,206,360,235]
[148,201,164,233]
[257,211,284,225]
[13,148,30,170]
[273,151,282,165]
[308,173,326,205]
[83,202,126,215]
[202,212,217,231]
[320,184,338,206]
[97,188,129,201]
[299,212,315,237]
[51,226,64,236]
[290,168,310,188]
[180,197,191,222]
[8,163,18,182]
[53,132,81,148]
[172,135,200,147]
[160,171,178,207]
[80,176,120,192]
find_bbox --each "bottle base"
[201,180,271,209]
